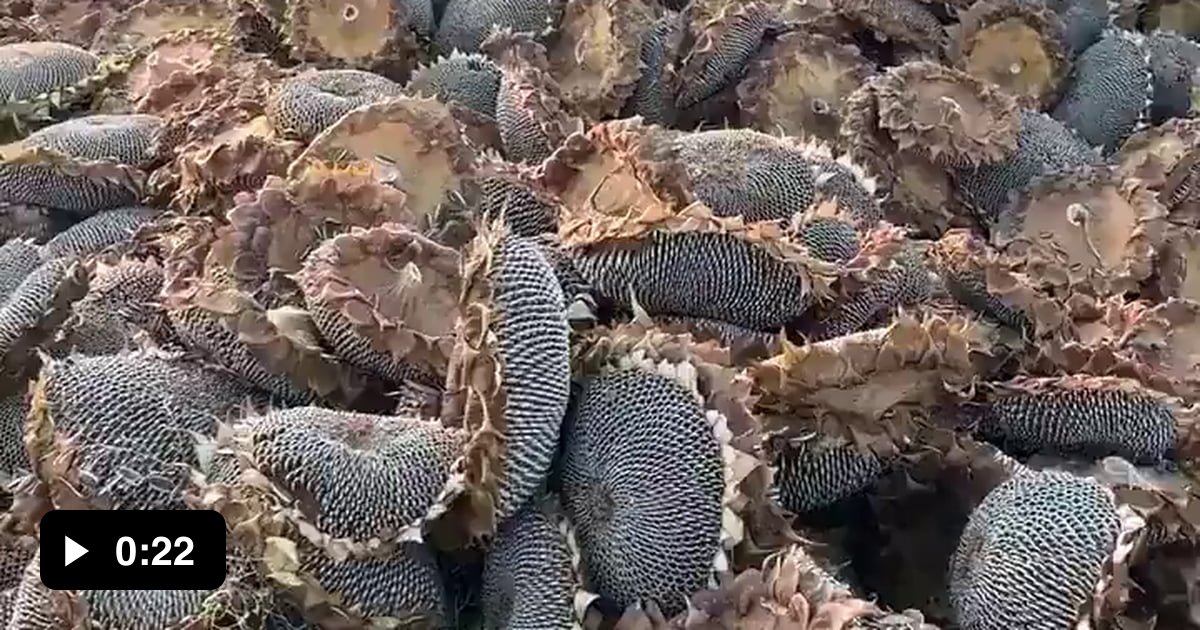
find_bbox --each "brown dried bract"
[91,0,235,53]
[28,0,130,47]
[283,0,425,81]
[751,311,992,422]
[1098,298,1200,402]
[294,223,461,381]
[538,118,693,216]
[289,95,482,224]
[1116,118,1200,194]
[427,222,508,547]
[950,0,1070,109]
[163,121,302,217]
[544,0,655,121]
[993,166,1168,297]
[874,62,1021,168]
[559,201,843,304]
[736,31,874,143]
[119,29,244,116]
[573,323,785,558]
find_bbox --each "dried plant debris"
[559,202,842,338]
[963,375,1195,467]
[289,96,482,225]
[168,124,303,218]
[950,0,1070,109]
[566,325,772,616]
[543,0,654,121]
[434,0,560,55]
[23,351,267,514]
[294,224,461,390]
[430,224,571,548]
[266,69,405,142]
[39,205,158,260]
[481,500,576,628]
[204,407,462,628]
[90,0,235,53]
[620,10,686,126]
[0,41,120,137]
[752,311,991,422]
[954,110,1098,228]
[406,51,502,120]
[484,30,577,165]
[0,148,146,221]
[675,0,776,111]
[992,165,1166,297]
[1052,29,1153,154]
[282,0,432,80]
[871,62,1021,168]
[52,256,167,356]
[736,31,874,144]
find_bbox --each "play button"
[63,536,88,567]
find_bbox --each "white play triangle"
[63,536,88,567]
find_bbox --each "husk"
[573,323,787,565]
[950,0,1070,109]
[751,311,993,423]
[282,0,424,81]
[544,0,656,121]
[483,29,583,159]
[195,420,456,629]
[423,222,508,548]
[675,0,776,110]
[289,95,482,223]
[1102,298,1200,403]
[992,165,1168,297]
[293,223,461,383]
[91,0,235,53]
[873,61,1021,168]
[735,31,874,143]
[559,201,844,305]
